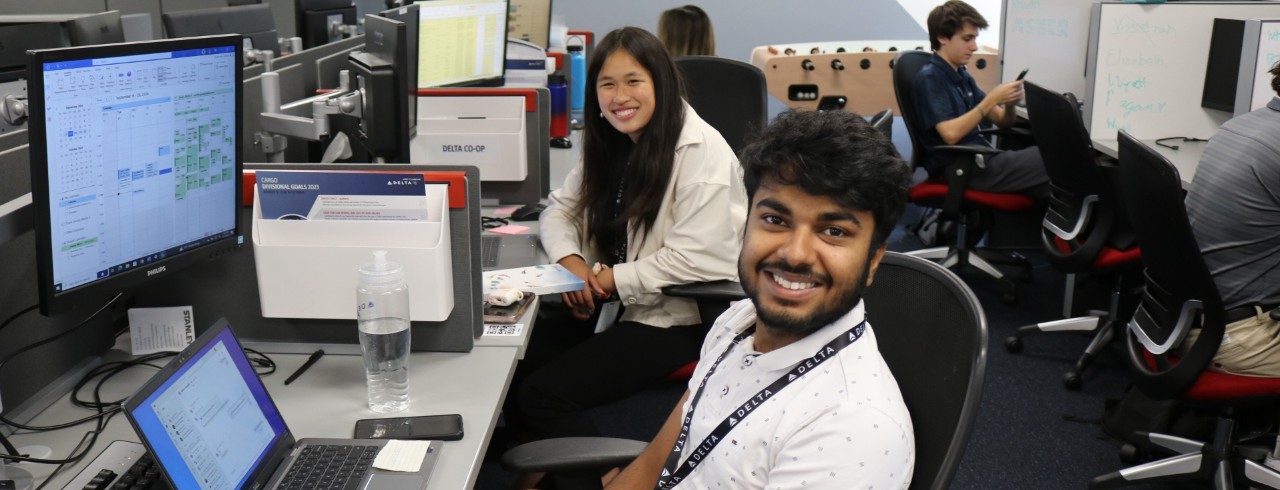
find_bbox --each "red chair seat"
[1142,351,1280,401]
[1052,236,1142,270]
[666,361,698,381]
[908,178,1036,212]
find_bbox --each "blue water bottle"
[567,42,586,129]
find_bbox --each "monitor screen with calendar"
[27,35,244,316]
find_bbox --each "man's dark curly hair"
[739,110,912,249]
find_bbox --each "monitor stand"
[0,460,33,490]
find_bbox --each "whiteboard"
[1242,19,1280,113]
[999,0,1095,96]
[1085,2,1280,141]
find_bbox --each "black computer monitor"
[379,4,420,136]
[26,35,244,316]
[66,10,125,46]
[507,0,551,49]
[0,21,68,82]
[414,0,510,88]
[296,0,358,50]
[349,14,413,162]
[1202,18,1246,113]
[162,4,281,56]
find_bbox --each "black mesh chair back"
[864,252,987,490]
[891,50,933,171]
[1024,82,1122,268]
[674,56,767,155]
[869,108,894,140]
[1117,130,1224,399]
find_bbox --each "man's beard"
[740,256,873,336]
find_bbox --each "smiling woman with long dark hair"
[502,27,746,483]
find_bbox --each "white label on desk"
[127,306,196,355]
[373,440,433,472]
[483,323,525,336]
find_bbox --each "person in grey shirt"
[1183,61,1280,377]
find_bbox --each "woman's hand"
[558,255,606,319]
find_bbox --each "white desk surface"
[11,339,521,490]
[1092,137,1206,188]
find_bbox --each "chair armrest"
[662,280,745,301]
[979,127,1033,139]
[933,144,1001,156]
[501,437,648,473]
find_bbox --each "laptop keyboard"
[276,444,380,490]
[79,453,171,490]
[481,235,500,268]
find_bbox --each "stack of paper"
[482,264,585,295]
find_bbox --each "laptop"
[122,318,441,490]
[480,233,546,271]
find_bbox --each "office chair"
[1004,82,1143,390]
[674,56,767,155]
[504,252,989,490]
[1090,131,1280,489]
[891,50,1034,304]
[869,107,894,140]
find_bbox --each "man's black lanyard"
[654,318,867,489]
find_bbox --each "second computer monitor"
[349,14,414,162]
[66,11,126,46]
[415,0,509,88]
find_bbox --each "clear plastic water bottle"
[356,250,411,413]
[567,43,586,129]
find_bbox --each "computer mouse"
[510,203,546,221]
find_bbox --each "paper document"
[127,306,197,355]
[483,264,585,295]
[373,440,434,472]
[256,171,431,221]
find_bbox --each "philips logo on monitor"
[147,265,167,277]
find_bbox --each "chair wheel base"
[1118,443,1141,464]
[1063,371,1082,390]
[1004,336,1023,353]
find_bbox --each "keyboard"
[69,441,171,490]
[481,235,500,268]
[275,444,379,490]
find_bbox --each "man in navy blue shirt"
[913,0,1047,198]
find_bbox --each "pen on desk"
[284,349,324,385]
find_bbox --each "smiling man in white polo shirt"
[605,109,916,489]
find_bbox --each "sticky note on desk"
[373,440,433,472]
[489,224,531,235]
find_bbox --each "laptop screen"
[127,324,288,490]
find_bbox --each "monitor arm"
[330,17,364,39]
[0,94,26,126]
[257,69,364,162]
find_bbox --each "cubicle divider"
[130,164,485,354]
[1084,1,1280,141]
[999,0,1095,97]
[412,87,551,206]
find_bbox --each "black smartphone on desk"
[354,414,464,441]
